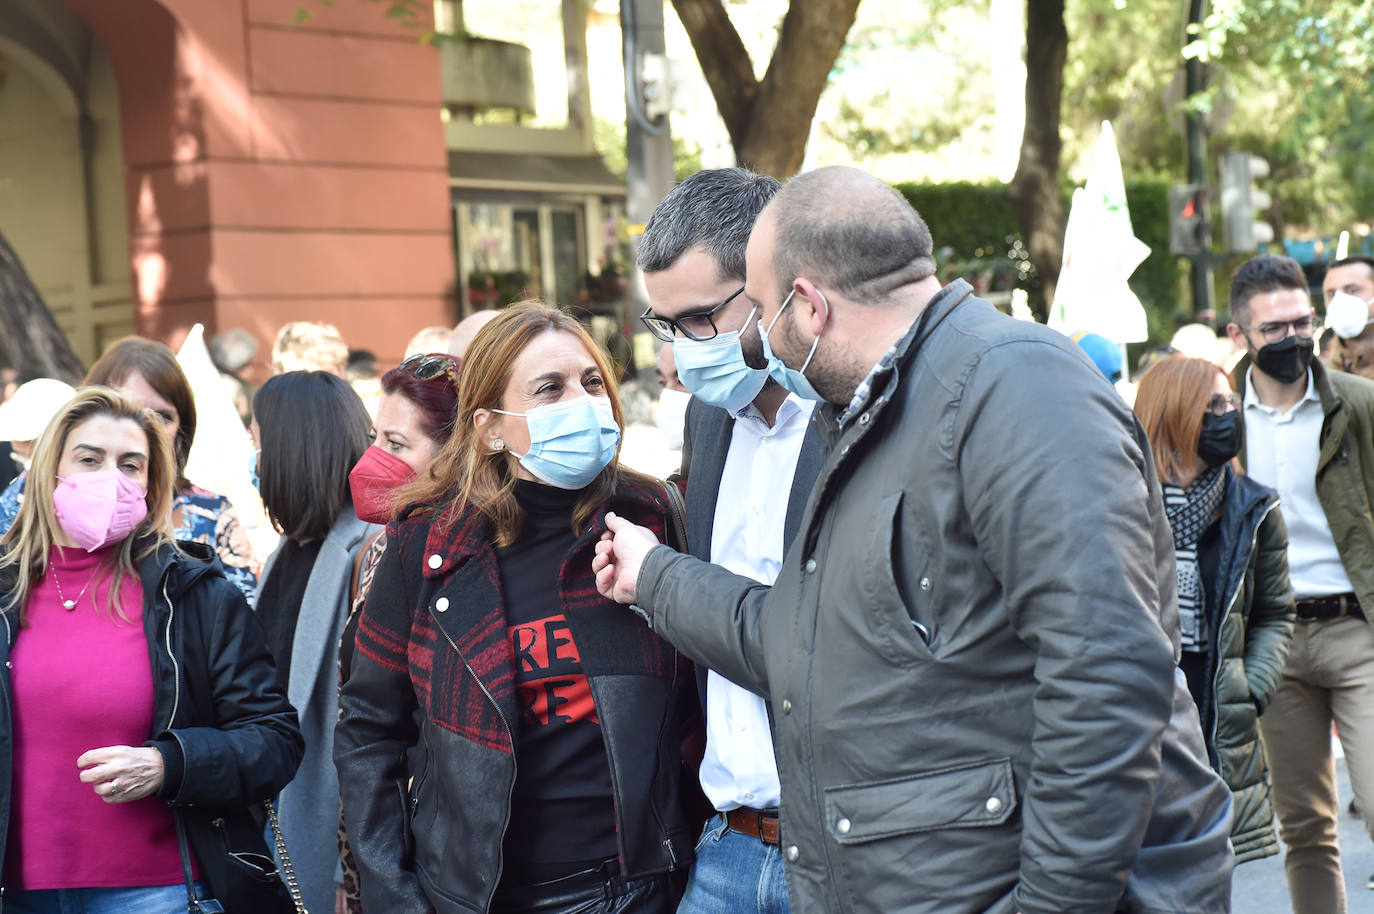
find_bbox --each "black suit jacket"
[676,392,825,730]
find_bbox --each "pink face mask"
[53,469,150,552]
[349,446,416,525]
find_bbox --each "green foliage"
[894,179,1183,345]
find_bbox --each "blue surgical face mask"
[672,306,768,413]
[759,289,826,401]
[249,448,261,493]
[492,395,620,490]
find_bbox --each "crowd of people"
[3,164,1374,913]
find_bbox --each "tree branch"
[670,0,758,150]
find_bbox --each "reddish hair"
[380,354,460,446]
[1133,356,1235,484]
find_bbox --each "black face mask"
[1197,410,1244,469]
[1253,335,1315,385]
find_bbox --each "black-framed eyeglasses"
[399,352,459,383]
[1205,392,1240,416]
[639,287,746,343]
[1239,314,1316,345]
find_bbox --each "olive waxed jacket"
[1235,356,1374,625]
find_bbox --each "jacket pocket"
[821,759,1020,913]
[861,491,938,661]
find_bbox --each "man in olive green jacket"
[595,167,1234,914]
[1229,253,1374,914]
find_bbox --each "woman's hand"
[77,745,165,803]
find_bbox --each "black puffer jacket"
[1195,469,1295,863]
[0,539,304,906]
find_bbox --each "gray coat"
[635,281,1235,914]
[259,510,376,914]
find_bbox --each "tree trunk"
[1008,0,1068,312]
[671,0,862,179]
[0,232,86,383]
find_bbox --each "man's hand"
[593,511,662,604]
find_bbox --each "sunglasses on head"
[399,353,459,382]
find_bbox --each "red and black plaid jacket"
[337,474,703,913]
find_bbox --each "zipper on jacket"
[650,651,681,870]
[1209,500,1278,759]
[162,577,181,731]
[435,620,514,911]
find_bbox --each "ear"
[1224,322,1249,352]
[792,278,831,336]
[473,408,503,451]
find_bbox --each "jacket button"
[919,577,931,591]
[435,597,450,613]
[859,412,870,425]
[785,845,800,862]
[805,558,817,574]
[836,817,852,835]
[781,699,792,714]
[428,554,443,570]
[985,796,1003,814]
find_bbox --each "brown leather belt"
[1295,592,1365,622]
[726,807,780,845]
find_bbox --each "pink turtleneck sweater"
[6,545,186,889]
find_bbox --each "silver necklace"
[50,564,94,611]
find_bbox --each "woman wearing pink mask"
[0,387,303,913]
[337,351,460,914]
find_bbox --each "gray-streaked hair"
[638,168,781,281]
[770,167,936,305]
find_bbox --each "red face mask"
[349,446,416,524]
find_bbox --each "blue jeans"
[676,814,791,914]
[7,881,210,914]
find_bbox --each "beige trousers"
[1260,613,1374,914]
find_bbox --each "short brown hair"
[401,302,634,546]
[1133,356,1232,485]
[85,337,196,491]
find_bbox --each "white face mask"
[1327,290,1374,340]
[654,388,691,450]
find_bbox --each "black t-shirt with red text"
[497,481,617,884]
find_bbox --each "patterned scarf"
[1162,465,1227,651]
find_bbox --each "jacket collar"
[415,474,672,579]
[816,279,975,448]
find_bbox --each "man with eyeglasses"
[636,168,824,914]
[1227,253,1374,912]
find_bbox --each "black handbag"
[175,800,306,914]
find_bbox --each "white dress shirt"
[698,393,814,812]
[1242,368,1353,597]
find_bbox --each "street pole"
[622,0,674,380]
[1184,0,1214,320]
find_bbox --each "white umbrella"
[1048,121,1151,344]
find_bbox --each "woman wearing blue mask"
[336,302,699,914]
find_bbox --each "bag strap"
[175,809,200,911]
[265,798,310,914]
[662,481,688,554]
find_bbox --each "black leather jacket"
[0,539,304,907]
[336,480,699,914]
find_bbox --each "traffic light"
[1169,184,1210,256]
[1219,152,1274,253]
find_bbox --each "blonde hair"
[0,387,177,625]
[399,302,644,547]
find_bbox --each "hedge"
[892,179,1183,348]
